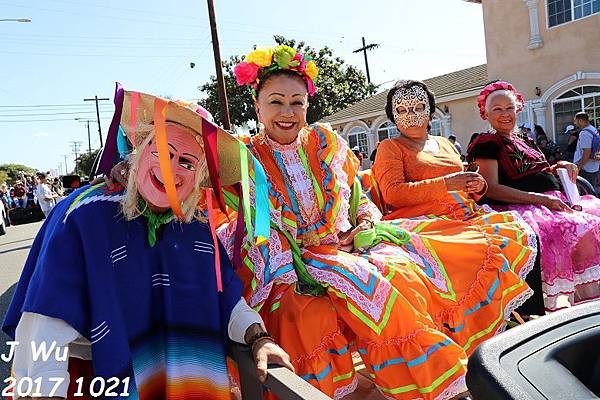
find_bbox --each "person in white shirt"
[574,112,600,190]
[35,173,59,217]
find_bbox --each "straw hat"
[120,90,243,187]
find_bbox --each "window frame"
[551,85,600,144]
[376,121,400,142]
[347,125,370,156]
[547,0,600,29]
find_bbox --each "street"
[0,221,44,380]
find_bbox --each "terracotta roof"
[321,64,488,124]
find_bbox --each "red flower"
[234,62,260,86]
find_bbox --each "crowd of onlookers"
[0,172,65,221]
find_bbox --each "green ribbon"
[353,223,411,252]
[139,199,174,247]
[350,179,411,252]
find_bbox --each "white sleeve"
[13,312,82,399]
[227,297,264,344]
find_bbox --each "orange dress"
[217,126,535,400]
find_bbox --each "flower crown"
[477,81,525,120]
[234,45,319,98]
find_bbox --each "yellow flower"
[245,47,273,67]
[305,61,318,80]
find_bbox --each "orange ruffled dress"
[370,136,537,278]
[218,125,535,400]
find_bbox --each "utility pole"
[83,95,109,147]
[62,154,69,175]
[206,0,231,130]
[75,119,93,154]
[353,37,380,84]
[69,141,82,175]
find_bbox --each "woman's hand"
[253,339,295,383]
[338,219,373,252]
[553,161,578,182]
[535,193,572,212]
[444,172,486,193]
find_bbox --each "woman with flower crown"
[217,45,537,400]
[467,81,600,312]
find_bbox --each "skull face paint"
[136,123,203,209]
[391,85,431,129]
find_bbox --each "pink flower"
[306,78,316,96]
[292,53,303,61]
[234,62,260,85]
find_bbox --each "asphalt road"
[0,220,44,380]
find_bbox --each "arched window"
[347,126,369,155]
[430,118,442,136]
[553,85,600,147]
[377,121,400,142]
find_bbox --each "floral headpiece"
[234,45,319,98]
[477,81,525,120]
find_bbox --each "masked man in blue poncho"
[3,90,292,400]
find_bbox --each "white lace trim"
[495,287,534,335]
[434,375,468,400]
[335,375,358,399]
[330,134,352,234]
[358,199,383,223]
[478,205,538,281]
[543,263,600,296]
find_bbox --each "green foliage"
[198,35,377,127]
[75,149,101,177]
[0,164,37,184]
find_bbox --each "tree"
[198,35,377,127]
[0,164,37,184]
[75,149,101,177]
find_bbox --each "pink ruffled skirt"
[491,191,600,311]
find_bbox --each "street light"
[0,18,32,22]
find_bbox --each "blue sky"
[0,0,487,173]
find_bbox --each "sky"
[0,0,487,173]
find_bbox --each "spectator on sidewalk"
[1,183,13,209]
[519,122,536,141]
[448,134,464,159]
[565,124,579,162]
[36,173,59,217]
[574,112,600,190]
[12,180,27,208]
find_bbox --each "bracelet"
[251,336,275,355]
[248,331,273,351]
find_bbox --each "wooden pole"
[207,0,232,130]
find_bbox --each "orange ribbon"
[153,98,184,219]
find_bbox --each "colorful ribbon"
[206,188,223,292]
[153,98,184,219]
[96,82,124,176]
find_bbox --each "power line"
[0,1,207,28]
[0,117,112,123]
[0,111,113,117]
[0,103,113,108]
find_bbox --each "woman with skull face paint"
[371,80,540,314]
[210,46,539,400]
[3,90,294,400]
